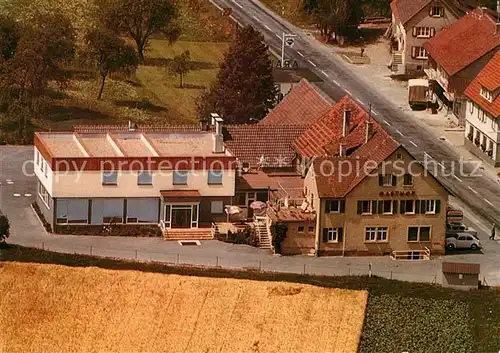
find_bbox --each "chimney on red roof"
[365,121,374,143]
[342,109,351,137]
[211,113,225,153]
[339,143,347,157]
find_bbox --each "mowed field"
[0,262,368,353]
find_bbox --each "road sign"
[275,60,299,68]
[223,7,232,16]
[285,37,295,47]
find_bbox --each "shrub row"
[54,224,163,237]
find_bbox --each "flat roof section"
[41,134,86,158]
[113,133,154,157]
[78,134,121,157]
[148,133,221,157]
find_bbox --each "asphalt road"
[211,0,500,225]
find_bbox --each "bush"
[271,223,288,254]
[225,226,257,246]
[32,202,52,232]
[0,214,11,242]
[54,224,162,237]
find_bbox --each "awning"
[160,190,201,198]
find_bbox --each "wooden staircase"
[254,217,272,250]
[163,228,213,240]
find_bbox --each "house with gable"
[463,51,500,165]
[389,0,474,74]
[424,7,500,123]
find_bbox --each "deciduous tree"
[85,29,139,99]
[0,14,21,62]
[308,0,364,40]
[98,0,180,62]
[197,25,277,124]
[169,50,191,88]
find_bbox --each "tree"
[312,0,364,40]
[98,0,180,62]
[0,14,21,62]
[0,214,10,244]
[85,29,139,99]
[196,26,277,124]
[169,50,191,88]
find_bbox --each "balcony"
[424,67,452,99]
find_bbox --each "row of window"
[322,226,431,243]
[102,170,224,186]
[469,101,496,130]
[356,199,440,215]
[35,150,48,178]
[378,173,413,187]
[38,182,50,208]
[411,26,436,38]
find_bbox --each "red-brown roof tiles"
[442,262,480,274]
[464,51,500,117]
[391,0,430,24]
[259,79,331,126]
[424,9,500,76]
[223,124,307,168]
[160,190,201,198]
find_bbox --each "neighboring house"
[272,69,324,101]
[424,7,500,124]
[259,78,331,126]
[442,262,480,290]
[34,116,237,239]
[274,96,450,256]
[463,51,500,166]
[389,0,473,74]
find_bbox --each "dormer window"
[430,6,444,17]
[480,87,493,102]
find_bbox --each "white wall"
[34,147,53,196]
[51,170,236,198]
[465,100,500,161]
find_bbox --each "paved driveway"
[1,146,499,286]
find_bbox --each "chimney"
[284,196,289,208]
[365,121,373,143]
[128,120,137,131]
[236,160,242,177]
[339,143,347,157]
[342,109,351,137]
[211,113,225,153]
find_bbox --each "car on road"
[446,222,478,237]
[446,232,482,251]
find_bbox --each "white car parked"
[446,232,482,251]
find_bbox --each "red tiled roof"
[442,262,480,274]
[293,96,396,159]
[391,0,430,24]
[259,79,331,126]
[160,190,201,198]
[424,9,500,76]
[266,207,316,222]
[464,51,500,117]
[236,171,276,190]
[224,124,307,168]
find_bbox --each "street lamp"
[281,32,297,68]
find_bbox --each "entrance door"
[171,208,192,228]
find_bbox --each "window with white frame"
[326,228,338,242]
[137,171,153,185]
[480,87,493,102]
[207,170,223,185]
[102,171,118,185]
[425,200,436,214]
[408,226,431,242]
[377,227,388,241]
[416,47,427,59]
[173,170,188,185]
[403,200,415,214]
[44,161,48,177]
[211,200,224,214]
[365,227,376,241]
[382,200,393,214]
[365,227,388,242]
[416,27,431,38]
[430,6,443,17]
[361,200,372,214]
[38,182,50,209]
[380,174,393,186]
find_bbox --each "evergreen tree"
[197,25,277,124]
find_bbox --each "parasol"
[249,201,267,210]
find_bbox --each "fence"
[2,238,450,285]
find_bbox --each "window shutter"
[435,200,441,214]
[393,200,398,214]
[338,228,343,242]
[357,201,362,215]
[371,201,377,213]
[378,174,383,186]
[412,27,418,37]
[400,200,406,214]
[429,6,433,16]
[378,200,383,214]
[325,200,331,213]
[439,7,444,17]
[411,46,416,59]
[421,199,426,214]
[415,200,420,214]
[392,175,397,186]
[340,199,346,213]
[430,27,436,37]
[322,228,328,243]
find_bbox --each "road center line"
[332,80,340,86]
[345,89,352,95]
[320,70,329,77]
[264,24,272,31]
[252,15,261,22]
[308,59,317,67]
[484,198,494,206]
[383,119,391,126]
[410,141,418,147]
[297,51,304,57]
[396,130,404,136]
[453,175,463,182]
[231,0,243,8]
[468,186,478,194]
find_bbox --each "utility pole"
[281,32,297,67]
